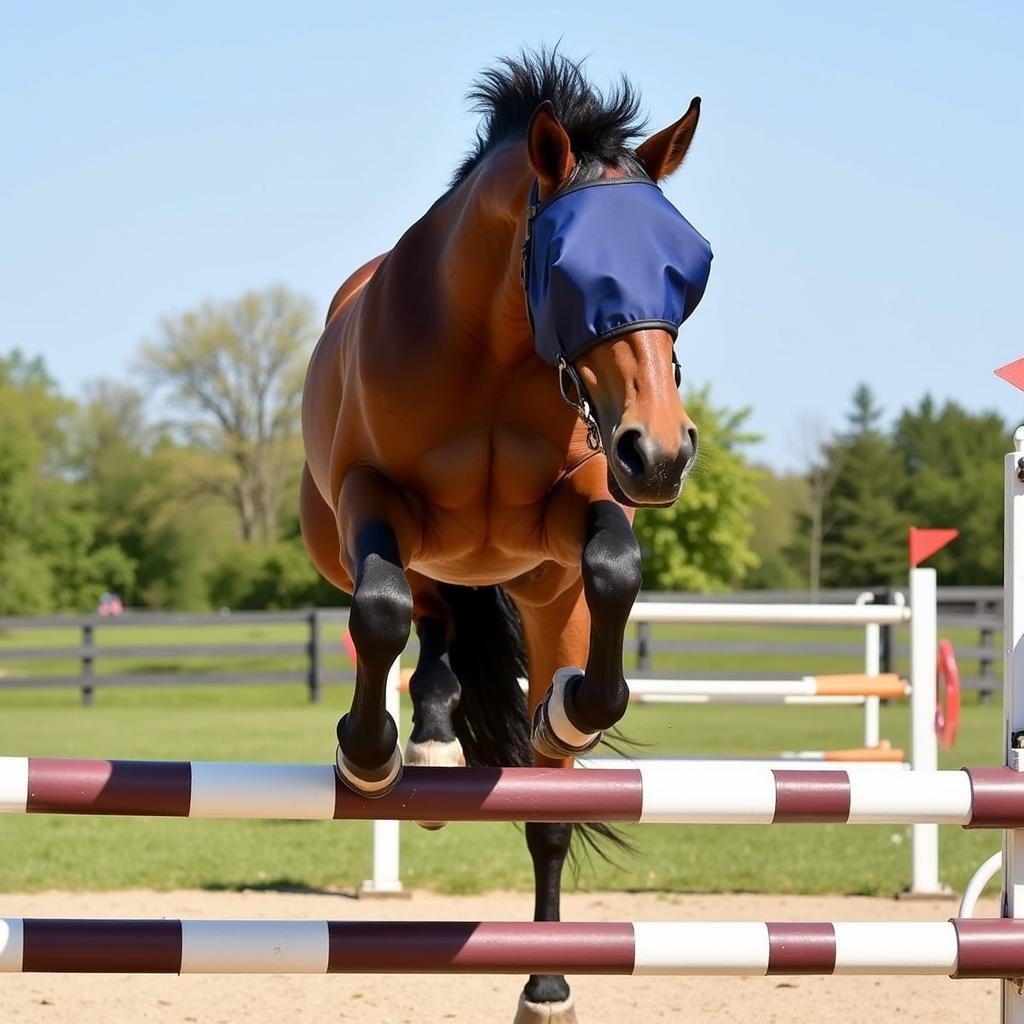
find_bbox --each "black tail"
[437,582,531,769]
[437,582,633,867]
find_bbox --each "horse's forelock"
[452,47,647,187]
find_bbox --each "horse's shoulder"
[325,253,389,326]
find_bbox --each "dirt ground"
[0,888,1000,1023]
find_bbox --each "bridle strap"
[556,356,602,452]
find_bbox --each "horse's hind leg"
[405,575,464,828]
[510,580,592,1024]
[518,821,576,1023]
[333,469,421,797]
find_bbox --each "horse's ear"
[635,97,701,182]
[527,101,574,190]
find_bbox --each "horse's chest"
[414,425,566,512]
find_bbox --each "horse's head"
[523,98,712,508]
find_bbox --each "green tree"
[632,387,764,591]
[137,286,318,544]
[0,353,68,611]
[206,537,337,610]
[894,396,1008,584]
[0,351,130,613]
[816,384,910,587]
[744,469,807,589]
[70,381,239,609]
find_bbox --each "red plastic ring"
[935,637,960,750]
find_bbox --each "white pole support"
[361,658,403,896]
[1003,427,1024,1023]
[857,592,881,749]
[910,565,941,895]
[959,851,1002,920]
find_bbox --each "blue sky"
[3,1,1021,469]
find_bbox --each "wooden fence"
[0,586,1003,705]
[0,609,351,706]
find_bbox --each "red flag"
[908,527,959,567]
[995,358,1024,393]
[341,631,358,667]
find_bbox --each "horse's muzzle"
[607,424,697,508]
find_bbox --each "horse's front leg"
[334,468,421,797]
[531,498,641,758]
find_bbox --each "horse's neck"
[437,148,534,365]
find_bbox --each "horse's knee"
[336,535,410,792]
[581,508,641,619]
[337,563,407,790]
[349,553,412,671]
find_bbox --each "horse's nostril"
[684,426,699,468]
[614,428,646,480]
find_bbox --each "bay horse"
[300,51,712,1024]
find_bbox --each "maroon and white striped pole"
[1,918,1022,977]
[2,757,1023,827]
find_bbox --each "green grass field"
[0,618,1004,898]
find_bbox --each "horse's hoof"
[514,993,578,1024]
[531,668,602,760]
[335,742,403,798]
[404,738,465,829]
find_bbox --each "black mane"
[452,49,647,186]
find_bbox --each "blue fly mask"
[521,174,713,448]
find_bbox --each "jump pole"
[621,675,907,700]
[5,757,1024,826]
[627,603,910,626]
[2,917,1024,977]
[395,675,907,703]
[582,756,909,772]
